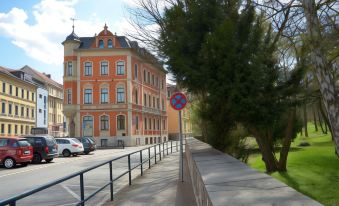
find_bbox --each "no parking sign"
[170,92,187,110]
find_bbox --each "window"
[67,62,73,76]
[21,125,23,134]
[44,110,46,125]
[21,89,24,98]
[134,64,138,79]
[84,89,92,104]
[153,119,156,130]
[100,115,109,131]
[26,108,29,117]
[143,70,146,82]
[144,118,147,130]
[162,99,165,110]
[84,62,92,76]
[157,119,160,130]
[8,124,11,134]
[32,93,35,101]
[9,104,12,115]
[152,75,154,85]
[147,72,150,83]
[99,40,104,48]
[31,109,34,118]
[157,98,160,109]
[156,76,159,87]
[135,90,138,104]
[21,107,24,117]
[117,115,125,130]
[83,116,93,137]
[14,105,18,116]
[149,118,151,130]
[101,88,108,104]
[9,85,12,95]
[117,61,125,75]
[148,95,151,107]
[153,97,155,108]
[117,87,125,103]
[145,137,148,145]
[108,39,113,48]
[2,82,5,93]
[136,116,139,130]
[144,93,147,106]
[0,124,4,134]
[27,91,29,100]
[15,125,18,134]
[15,87,18,97]
[67,89,72,104]
[1,102,5,114]
[101,61,108,75]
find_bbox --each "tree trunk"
[302,0,339,155]
[318,108,327,134]
[303,101,308,137]
[313,105,318,132]
[278,109,296,171]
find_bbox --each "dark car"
[76,137,96,155]
[0,137,33,169]
[23,135,58,163]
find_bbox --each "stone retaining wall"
[185,137,322,206]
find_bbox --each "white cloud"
[0,0,129,66]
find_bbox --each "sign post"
[170,92,187,182]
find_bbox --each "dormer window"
[99,40,104,48]
[108,39,113,48]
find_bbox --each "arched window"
[83,116,93,137]
[101,88,108,104]
[116,61,125,75]
[134,89,138,104]
[117,115,125,130]
[100,115,109,131]
[145,137,148,145]
[117,86,125,103]
[108,39,113,48]
[99,40,104,48]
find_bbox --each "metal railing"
[0,140,179,206]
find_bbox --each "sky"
[0,0,140,84]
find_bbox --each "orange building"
[167,84,193,140]
[62,24,168,147]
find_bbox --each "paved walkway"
[105,152,197,206]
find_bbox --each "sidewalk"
[105,152,197,206]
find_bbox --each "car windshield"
[46,137,56,146]
[71,138,81,143]
[88,138,94,144]
[18,140,31,147]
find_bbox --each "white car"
[55,138,84,157]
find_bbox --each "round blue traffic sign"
[170,92,187,110]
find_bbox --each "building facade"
[21,66,65,137]
[36,87,48,128]
[62,24,168,147]
[0,67,37,136]
[167,84,193,140]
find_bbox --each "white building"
[36,87,48,128]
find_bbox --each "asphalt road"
[0,142,180,206]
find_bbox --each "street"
[0,142,179,206]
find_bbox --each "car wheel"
[4,158,16,169]
[45,159,53,163]
[62,149,71,157]
[21,162,29,167]
[32,153,42,164]
[84,151,90,155]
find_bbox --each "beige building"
[166,84,193,140]
[0,66,36,136]
[20,66,65,137]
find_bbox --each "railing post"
[163,142,165,156]
[128,154,131,185]
[80,173,85,206]
[167,141,169,155]
[154,145,157,164]
[159,144,162,160]
[171,141,173,154]
[140,150,143,176]
[109,162,113,201]
[148,147,151,169]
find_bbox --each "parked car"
[0,137,33,169]
[55,138,84,157]
[23,135,58,164]
[76,137,96,155]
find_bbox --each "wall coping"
[185,137,323,206]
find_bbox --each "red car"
[0,137,33,169]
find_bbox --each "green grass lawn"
[247,124,339,206]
